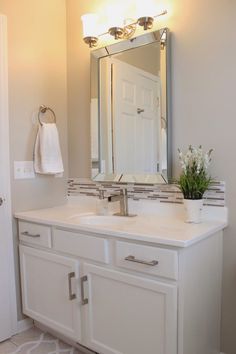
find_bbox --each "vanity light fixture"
[81,10,167,48]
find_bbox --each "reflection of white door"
[112,60,160,174]
[0,15,17,341]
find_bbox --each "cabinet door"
[83,264,177,354]
[19,245,81,341]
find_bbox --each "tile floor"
[0,327,84,354]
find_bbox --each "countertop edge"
[14,213,227,248]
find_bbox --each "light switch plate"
[14,161,35,179]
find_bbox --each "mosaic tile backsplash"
[68,178,226,207]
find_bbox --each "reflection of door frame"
[0,15,17,341]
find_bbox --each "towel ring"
[38,105,56,125]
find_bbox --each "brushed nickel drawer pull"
[68,272,76,301]
[81,275,88,305]
[125,255,158,266]
[21,231,40,238]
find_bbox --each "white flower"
[178,145,212,175]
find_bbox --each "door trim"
[0,14,18,338]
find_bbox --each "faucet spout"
[108,188,136,217]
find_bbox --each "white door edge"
[0,14,18,337]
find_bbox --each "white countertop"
[15,196,228,248]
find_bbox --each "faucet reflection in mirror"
[81,9,167,48]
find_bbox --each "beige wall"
[67,0,236,353]
[0,0,68,206]
[0,0,67,319]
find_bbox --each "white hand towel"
[34,123,64,175]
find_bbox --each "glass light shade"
[81,13,98,38]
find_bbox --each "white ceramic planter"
[183,199,203,223]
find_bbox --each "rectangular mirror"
[90,28,171,184]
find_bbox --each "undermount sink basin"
[69,214,135,226]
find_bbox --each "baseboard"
[17,318,33,333]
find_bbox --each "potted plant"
[177,145,213,223]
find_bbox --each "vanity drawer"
[115,241,178,280]
[53,229,109,264]
[19,221,52,248]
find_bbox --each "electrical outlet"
[14,161,35,179]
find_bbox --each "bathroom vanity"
[15,197,227,354]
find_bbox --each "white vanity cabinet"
[17,219,223,354]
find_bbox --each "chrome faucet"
[108,188,136,217]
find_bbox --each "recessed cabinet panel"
[83,263,177,354]
[19,245,81,341]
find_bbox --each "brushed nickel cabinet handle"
[68,272,76,301]
[21,231,40,238]
[81,275,88,305]
[125,255,158,266]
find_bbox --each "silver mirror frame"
[90,28,171,184]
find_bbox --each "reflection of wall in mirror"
[114,42,160,77]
